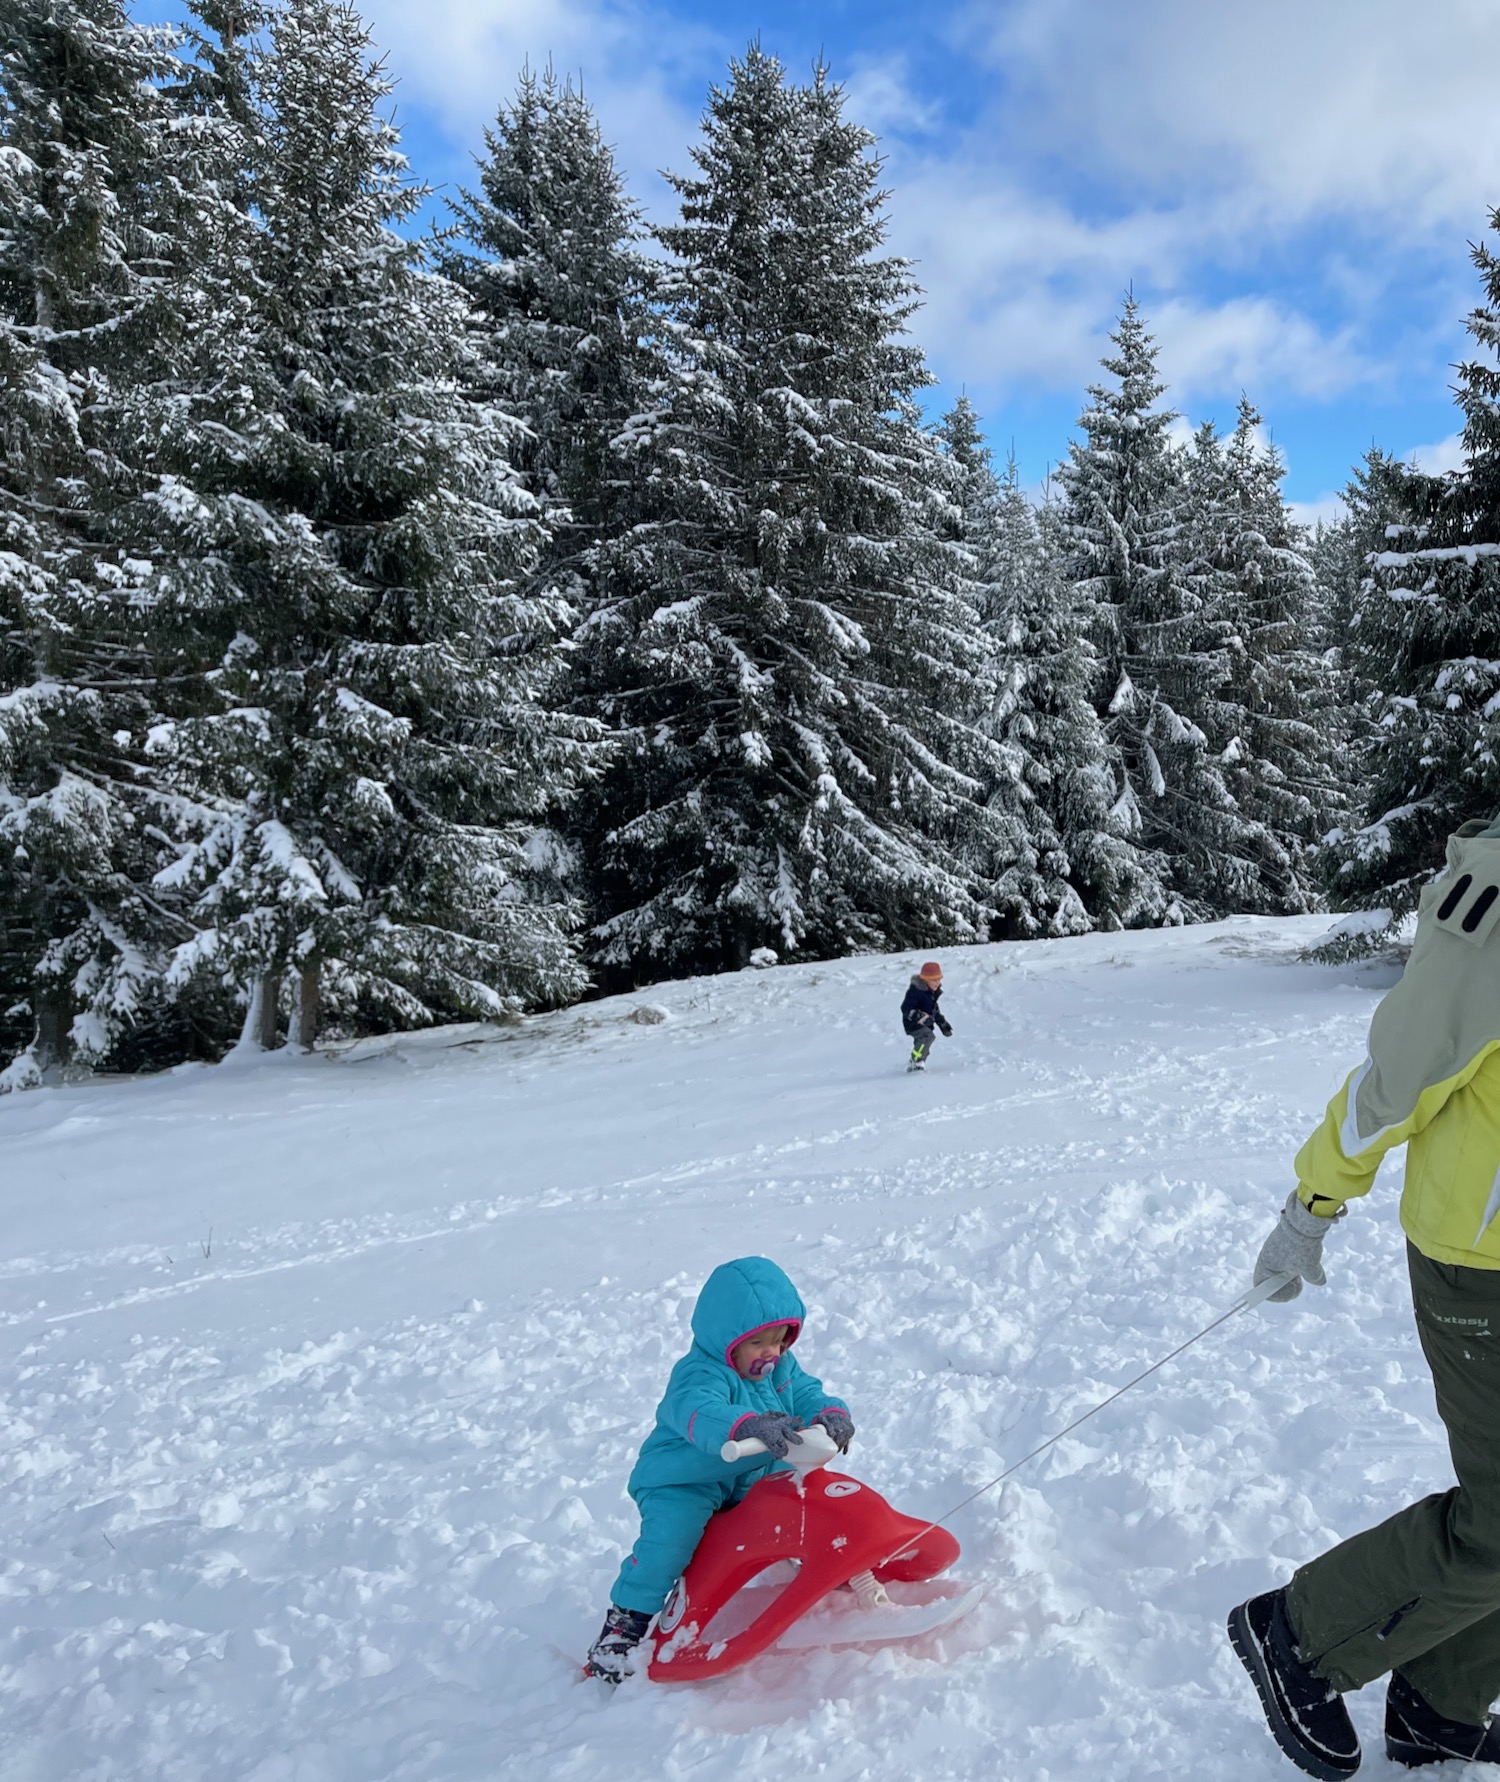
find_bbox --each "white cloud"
[841,56,943,140]
[855,0,1499,413]
[967,0,1500,235]
[882,158,1384,406]
[1151,297,1375,403]
[1406,431,1467,475]
[888,169,1179,387]
[1287,493,1349,530]
[362,0,714,204]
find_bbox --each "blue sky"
[139,0,1500,517]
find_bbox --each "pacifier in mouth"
[746,1354,778,1379]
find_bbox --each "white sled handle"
[720,1425,841,1471]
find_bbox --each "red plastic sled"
[647,1466,963,1682]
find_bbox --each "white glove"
[1253,1191,1343,1302]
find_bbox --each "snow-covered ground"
[0,917,1450,1781]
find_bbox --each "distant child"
[901,960,953,1072]
[584,1256,855,1684]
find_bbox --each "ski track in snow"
[0,917,1452,1780]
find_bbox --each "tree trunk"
[238,974,280,1052]
[293,960,321,1052]
[34,992,68,1076]
[256,973,279,1051]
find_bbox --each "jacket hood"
[691,1256,805,1367]
[1446,830,1500,868]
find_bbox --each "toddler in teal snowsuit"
[584,1256,855,1683]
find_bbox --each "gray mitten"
[731,1411,803,1458]
[810,1408,855,1453]
[1254,1191,1342,1302]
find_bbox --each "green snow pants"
[1287,1243,1500,1724]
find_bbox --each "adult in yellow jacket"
[1229,819,1500,1778]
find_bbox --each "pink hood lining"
[724,1317,802,1370]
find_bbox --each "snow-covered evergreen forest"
[4,0,1498,1085]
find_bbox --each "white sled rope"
[886,1270,1300,1559]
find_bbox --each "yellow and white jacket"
[1296,824,1500,1268]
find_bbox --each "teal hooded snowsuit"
[612,1256,850,1615]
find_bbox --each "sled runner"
[646,1425,979,1682]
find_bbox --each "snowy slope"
[0,917,1448,1782]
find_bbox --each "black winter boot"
[584,1604,653,1685]
[1228,1588,1361,1779]
[1386,1670,1500,1766]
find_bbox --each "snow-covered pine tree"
[0,0,209,1086]
[932,398,1061,934]
[1187,399,1338,912]
[1030,486,1170,928]
[1060,298,1258,920]
[441,66,652,585]
[995,457,1165,932]
[1324,218,1500,918]
[1309,446,1409,675]
[1305,449,1409,911]
[126,0,597,1051]
[937,401,1160,933]
[575,48,1008,979]
[934,394,989,489]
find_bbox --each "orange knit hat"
[918,961,943,983]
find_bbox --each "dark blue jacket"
[627,1257,849,1496]
[902,976,950,1035]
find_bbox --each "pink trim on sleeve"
[727,1412,758,1441]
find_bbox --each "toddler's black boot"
[584,1604,653,1686]
[1386,1670,1500,1766]
[1227,1587,1361,1779]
